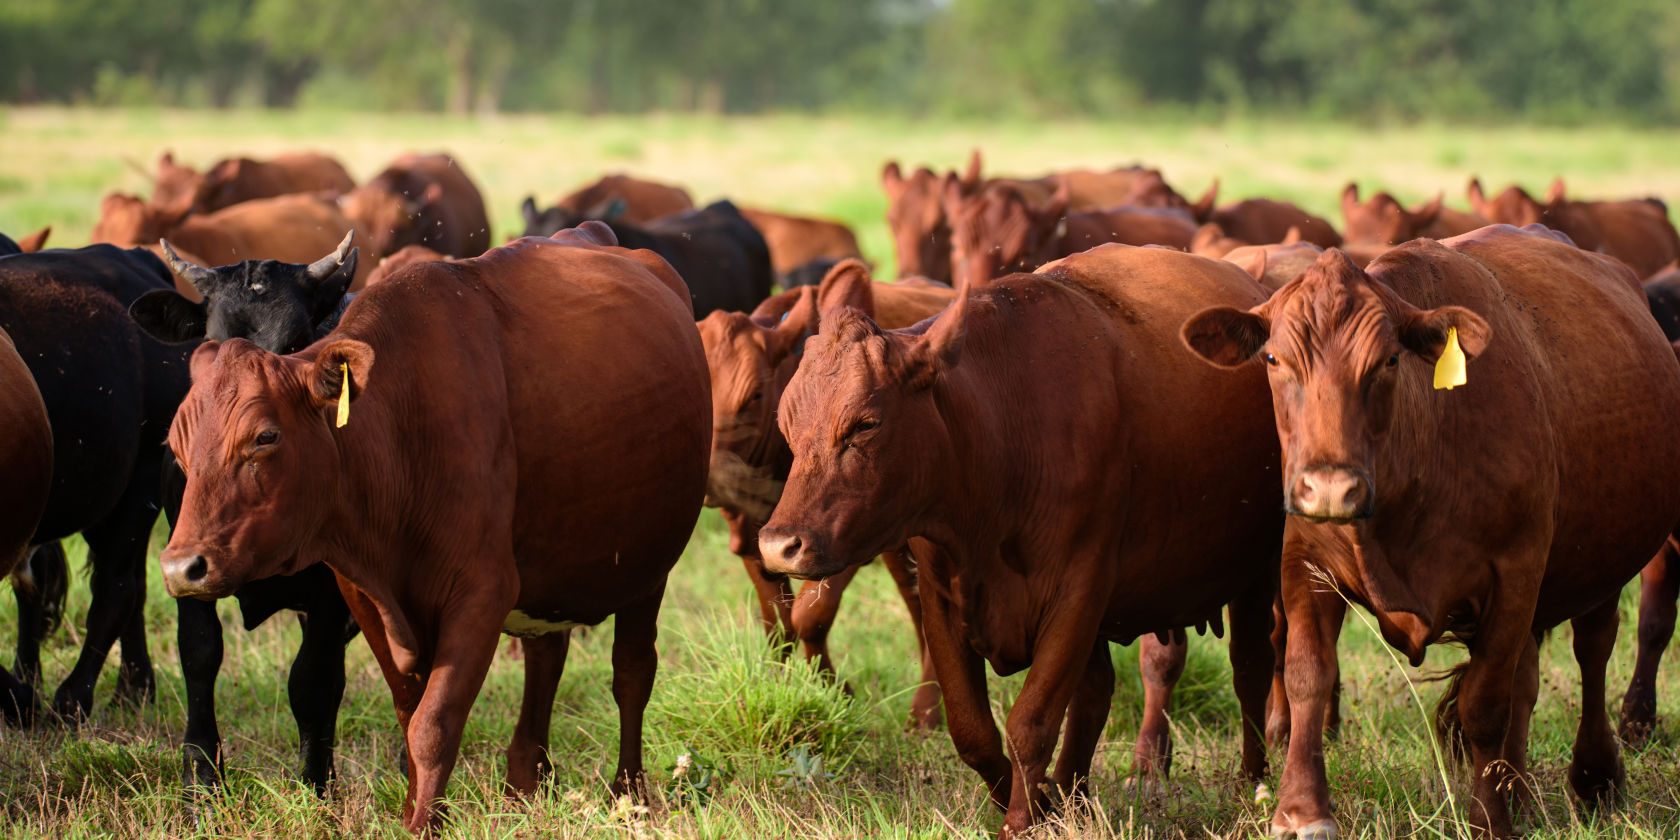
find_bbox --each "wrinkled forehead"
[1269,259,1397,360]
[789,320,899,408]
[172,344,302,448]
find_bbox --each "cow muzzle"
[160,548,228,600]
[1288,466,1374,522]
[758,526,845,579]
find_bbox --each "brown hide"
[882,162,959,283]
[341,153,491,261]
[1340,183,1486,246]
[1221,242,1325,292]
[1182,225,1680,838]
[1210,198,1342,248]
[738,207,864,275]
[158,235,709,831]
[193,153,356,214]
[557,174,693,223]
[760,244,1282,836]
[363,244,452,288]
[1468,178,1680,278]
[0,325,53,722]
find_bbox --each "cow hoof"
[1,682,37,728]
[49,687,90,726]
[1272,818,1337,839]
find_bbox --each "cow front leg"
[998,606,1103,839]
[1621,541,1678,746]
[177,596,225,790]
[291,582,355,795]
[336,579,423,779]
[1455,603,1536,839]
[725,510,796,651]
[1050,640,1114,803]
[1272,548,1346,840]
[918,549,1008,809]
[506,631,571,795]
[1567,596,1625,808]
[401,603,505,833]
[609,583,667,798]
[883,546,942,729]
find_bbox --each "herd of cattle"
[1,146,1680,839]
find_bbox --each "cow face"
[342,183,442,259]
[1181,249,1489,522]
[159,338,372,598]
[758,296,966,578]
[882,163,956,283]
[132,233,358,355]
[696,289,817,521]
[1341,184,1444,246]
[946,181,1067,291]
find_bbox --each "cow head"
[946,180,1067,291]
[150,151,203,218]
[92,193,183,246]
[132,232,358,355]
[882,162,957,283]
[1181,249,1490,522]
[696,286,819,521]
[1341,183,1445,246]
[758,279,970,578]
[341,182,444,259]
[160,337,373,598]
[1467,178,1546,227]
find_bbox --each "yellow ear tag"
[335,362,351,428]
[1432,326,1467,391]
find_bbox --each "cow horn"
[308,231,356,281]
[159,239,216,294]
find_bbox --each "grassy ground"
[1,107,1679,838]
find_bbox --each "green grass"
[1,107,1679,838]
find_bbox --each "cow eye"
[1386,353,1400,368]
[1263,352,1278,366]
[255,429,280,446]
[852,419,880,435]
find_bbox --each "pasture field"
[1,107,1679,839]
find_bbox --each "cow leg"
[0,666,33,727]
[883,546,942,729]
[336,579,423,778]
[998,606,1104,838]
[177,596,226,790]
[919,546,1009,809]
[1502,633,1541,818]
[506,631,570,795]
[726,511,796,650]
[51,496,158,720]
[790,563,864,676]
[1265,595,1290,746]
[115,583,156,707]
[291,587,355,794]
[400,601,505,833]
[608,583,666,799]
[1271,549,1347,840]
[1050,640,1114,803]
[1621,541,1678,746]
[13,542,67,688]
[1229,580,1278,785]
[1455,607,1536,839]
[1567,596,1625,808]
[1132,631,1186,784]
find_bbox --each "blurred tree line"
[3,0,1678,123]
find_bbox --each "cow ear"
[521,196,540,227]
[129,290,208,343]
[770,287,819,359]
[881,161,904,196]
[940,172,966,220]
[1281,226,1303,245]
[17,226,49,252]
[1409,192,1444,228]
[962,149,983,190]
[307,339,375,413]
[1044,180,1071,222]
[910,285,971,386]
[189,340,222,383]
[1192,223,1224,255]
[1398,305,1491,363]
[1191,178,1219,222]
[1466,178,1487,213]
[1545,177,1567,205]
[815,258,875,319]
[1341,182,1360,216]
[1181,306,1270,368]
[1231,248,1268,284]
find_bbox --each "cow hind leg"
[1621,543,1678,746]
[13,542,67,688]
[1050,640,1114,804]
[1567,597,1625,808]
[1228,580,1278,785]
[291,589,355,795]
[506,631,570,795]
[1265,595,1291,747]
[177,596,225,791]
[740,554,796,653]
[0,665,35,727]
[883,547,942,730]
[1132,631,1186,786]
[115,580,156,707]
[609,584,667,799]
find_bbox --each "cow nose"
[759,529,805,575]
[1292,468,1372,520]
[160,550,212,598]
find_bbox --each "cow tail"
[1431,659,1472,766]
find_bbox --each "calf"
[341,153,490,260]
[158,230,710,832]
[0,325,54,726]
[759,244,1283,837]
[130,235,360,791]
[698,260,951,727]
[1182,226,1680,838]
[0,245,193,721]
[1469,177,1680,278]
[1340,183,1486,246]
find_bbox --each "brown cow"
[737,207,863,279]
[1340,183,1486,246]
[698,260,952,726]
[1192,222,1248,257]
[758,244,1282,838]
[1221,241,1325,292]
[363,244,452,288]
[0,325,54,725]
[340,153,490,261]
[151,151,356,217]
[156,229,710,832]
[94,193,369,290]
[945,180,1197,290]
[882,162,962,283]
[1468,177,1680,278]
[558,173,694,223]
[1195,183,1342,248]
[1182,226,1680,838]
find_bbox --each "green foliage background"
[4,0,1680,122]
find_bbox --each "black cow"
[0,244,194,721]
[0,233,18,256]
[128,233,361,793]
[524,199,772,316]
